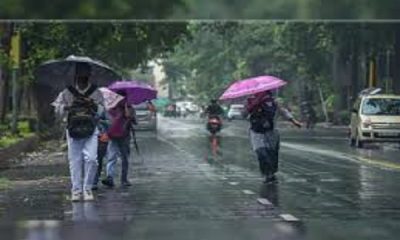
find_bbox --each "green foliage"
[0,135,20,148]
[0,178,11,190]
[164,21,400,115]
[0,120,34,148]
[5,22,188,85]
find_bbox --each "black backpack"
[250,100,277,133]
[67,85,98,139]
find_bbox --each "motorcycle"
[207,116,222,135]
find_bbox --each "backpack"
[249,100,277,133]
[107,102,135,139]
[67,85,98,139]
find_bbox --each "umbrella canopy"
[219,75,287,100]
[34,55,122,92]
[108,80,157,105]
[99,87,125,110]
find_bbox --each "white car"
[349,92,400,148]
[227,104,245,120]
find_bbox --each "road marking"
[242,189,255,195]
[220,177,228,180]
[282,142,400,171]
[320,178,341,182]
[285,178,307,183]
[228,182,239,186]
[257,198,273,206]
[280,214,300,222]
[356,156,400,171]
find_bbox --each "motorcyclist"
[206,99,224,119]
[205,99,224,133]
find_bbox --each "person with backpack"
[52,62,105,201]
[102,91,136,188]
[245,90,301,184]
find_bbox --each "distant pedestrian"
[52,62,105,201]
[102,92,136,188]
[245,91,301,183]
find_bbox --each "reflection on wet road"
[1,116,400,239]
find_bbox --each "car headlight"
[362,118,372,128]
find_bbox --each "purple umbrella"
[108,80,157,105]
[220,75,287,100]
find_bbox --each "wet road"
[1,116,400,239]
[156,116,400,240]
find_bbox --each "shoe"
[264,175,278,184]
[83,190,95,201]
[71,191,82,202]
[121,181,132,187]
[102,177,115,188]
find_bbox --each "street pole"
[386,50,391,93]
[10,27,20,134]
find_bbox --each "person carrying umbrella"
[102,90,136,188]
[245,91,301,183]
[220,75,301,184]
[52,62,105,201]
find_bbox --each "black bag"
[67,85,98,139]
[250,101,277,133]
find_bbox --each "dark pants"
[255,141,280,176]
[107,136,131,183]
[93,140,108,186]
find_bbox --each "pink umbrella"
[219,75,287,100]
[99,87,125,110]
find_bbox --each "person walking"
[102,92,136,188]
[52,62,105,201]
[245,90,301,184]
[92,110,111,190]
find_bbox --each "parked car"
[349,89,400,148]
[227,104,245,120]
[133,102,157,131]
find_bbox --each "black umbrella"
[34,55,122,92]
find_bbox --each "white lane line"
[257,198,273,206]
[220,177,228,180]
[284,178,307,183]
[320,178,341,182]
[280,214,300,222]
[228,182,239,186]
[242,189,255,195]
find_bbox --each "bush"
[0,120,35,148]
[0,135,20,148]
[0,178,11,190]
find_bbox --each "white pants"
[67,130,99,192]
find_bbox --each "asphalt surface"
[1,116,400,240]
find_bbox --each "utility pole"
[368,58,377,88]
[9,25,20,134]
[385,50,392,93]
